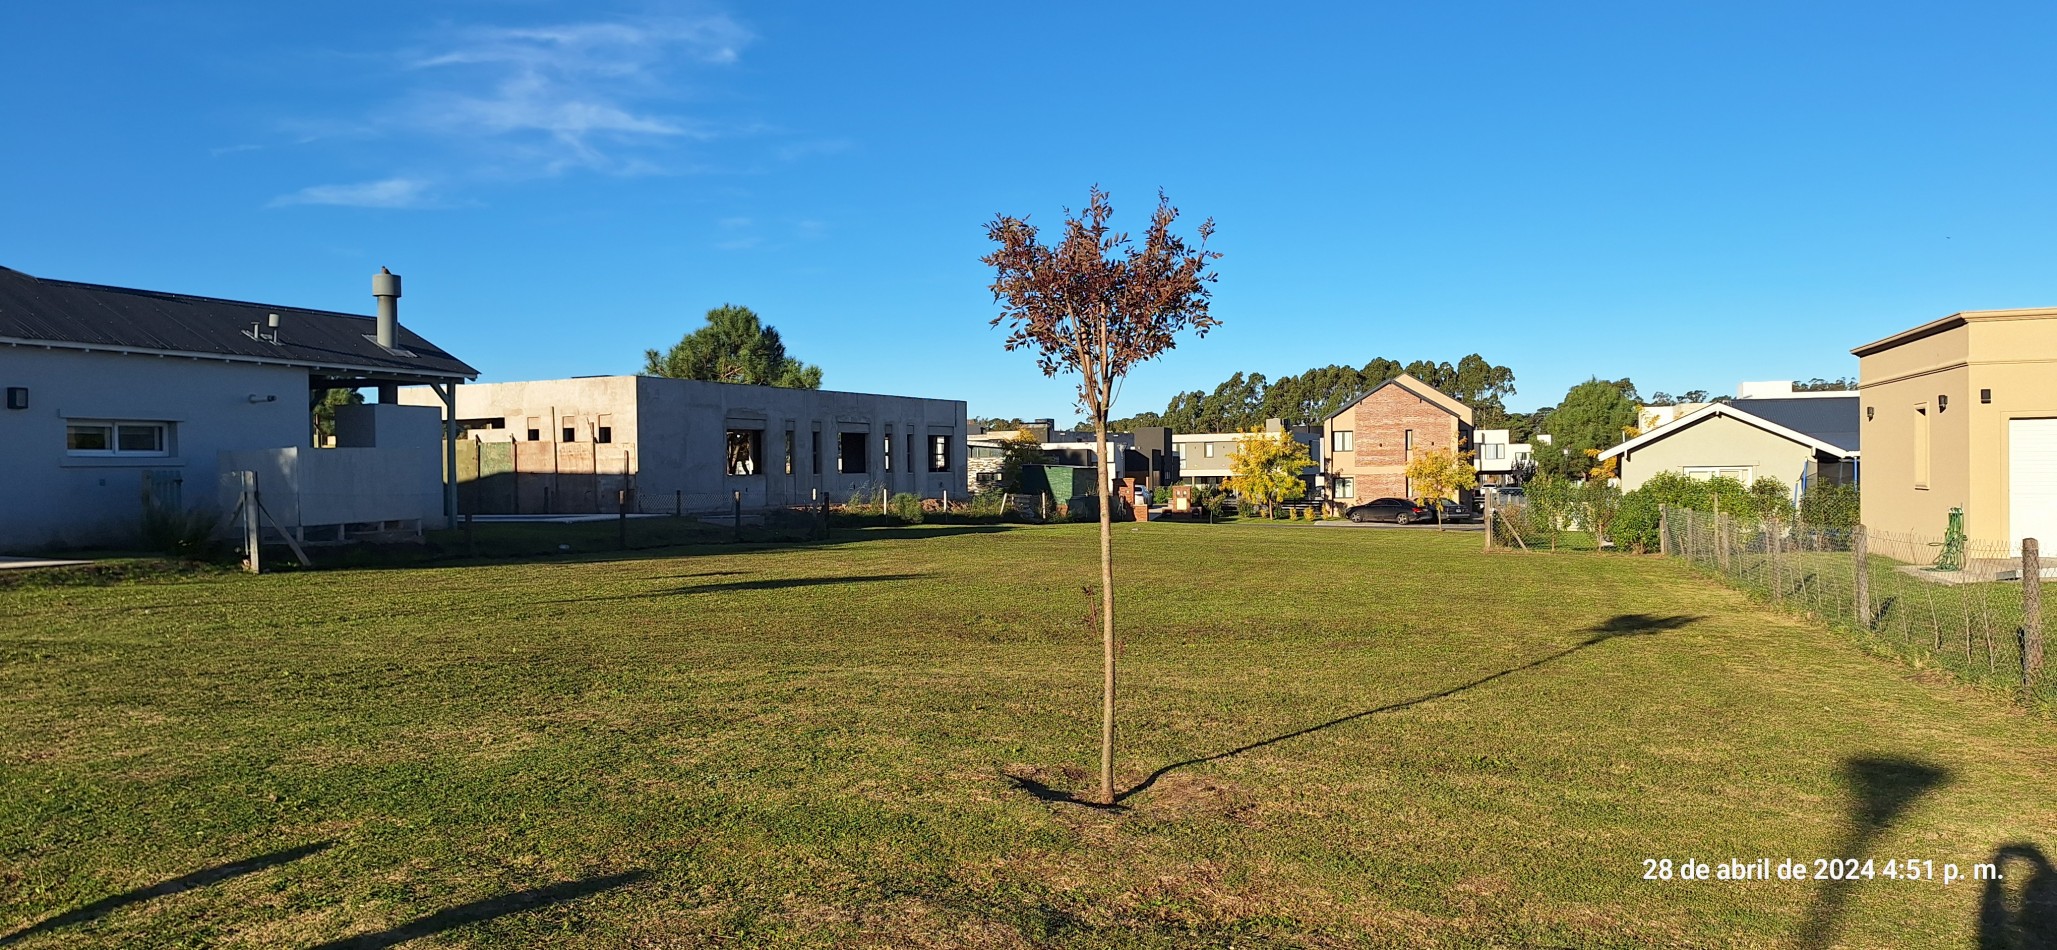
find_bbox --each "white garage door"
[2009,418,2057,555]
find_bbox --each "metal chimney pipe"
[372,267,402,349]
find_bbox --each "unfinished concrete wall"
[405,375,968,514]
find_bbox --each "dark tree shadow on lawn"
[1979,843,2057,949]
[0,841,332,947]
[307,870,649,949]
[537,573,931,605]
[1012,614,1702,809]
[1796,756,1952,949]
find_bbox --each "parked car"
[1431,499,1479,523]
[1344,497,1431,524]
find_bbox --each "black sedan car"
[1344,497,1431,524]
[1432,499,1479,523]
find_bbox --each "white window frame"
[66,420,171,457]
[1204,442,1215,458]
[1682,465,1754,482]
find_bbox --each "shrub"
[140,501,226,561]
[1799,481,1860,531]
[888,492,925,524]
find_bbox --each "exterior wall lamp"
[1937,394,1949,412]
[1865,406,1874,421]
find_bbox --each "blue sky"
[4,2,2054,418]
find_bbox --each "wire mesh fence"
[1658,506,2050,705]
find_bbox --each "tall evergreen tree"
[643,304,823,389]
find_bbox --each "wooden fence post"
[1659,507,1672,557]
[1854,525,1871,629]
[1483,490,1495,552]
[2024,537,2043,689]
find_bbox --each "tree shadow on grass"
[1979,843,2057,949]
[536,573,930,605]
[0,841,331,947]
[1011,614,1702,809]
[306,870,649,949]
[1796,755,1952,949]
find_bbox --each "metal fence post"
[1854,525,1871,629]
[2025,537,2044,689]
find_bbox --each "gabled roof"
[1323,372,1475,426]
[0,265,477,382]
[1598,397,1860,461]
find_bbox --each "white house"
[1473,428,1532,488]
[0,265,476,551]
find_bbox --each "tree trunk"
[1094,417,1117,805]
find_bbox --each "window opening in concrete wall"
[563,417,577,442]
[785,430,796,475]
[727,429,762,476]
[930,434,950,472]
[526,417,541,441]
[812,431,822,475]
[596,414,613,444]
[840,431,869,474]
[884,432,893,472]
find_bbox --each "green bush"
[140,501,226,561]
[1798,481,1860,531]
[888,492,925,524]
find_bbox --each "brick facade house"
[1319,373,1475,508]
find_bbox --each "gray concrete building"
[402,376,968,513]
[0,265,475,551]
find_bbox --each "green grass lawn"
[2,523,2052,948]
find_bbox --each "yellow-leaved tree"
[1403,447,1480,531]
[1225,428,1312,519]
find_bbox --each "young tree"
[644,304,823,389]
[312,387,364,446]
[985,186,1220,804]
[996,430,1048,492]
[1402,447,1479,530]
[1225,428,1312,518]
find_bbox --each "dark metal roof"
[1731,395,1860,452]
[0,265,476,382]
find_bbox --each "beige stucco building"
[1599,386,1858,493]
[1854,308,2057,554]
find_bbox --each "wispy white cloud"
[268,177,437,209]
[272,10,754,205]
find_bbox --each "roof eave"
[0,337,477,382]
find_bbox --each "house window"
[812,431,822,476]
[727,429,762,476]
[1333,430,1353,452]
[1684,466,1753,482]
[596,414,613,444]
[1914,404,1931,489]
[839,432,869,474]
[1481,443,1506,461]
[883,432,893,472]
[526,416,541,441]
[1204,442,1215,458]
[1334,477,1355,500]
[785,430,796,476]
[929,434,950,472]
[66,420,171,457]
[1404,429,1414,458]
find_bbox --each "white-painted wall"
[0,347,310,550]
